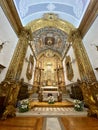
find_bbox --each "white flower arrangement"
[74,99,84,111]
[48,96,55,104]
[18,99,29,112]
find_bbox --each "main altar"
[38,86,62,102]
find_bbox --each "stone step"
[33,107,74,112]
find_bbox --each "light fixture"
[0,64,6,73]
[91,43,98,51]
[0,41,8,52]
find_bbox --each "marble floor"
[43,117,65,130]
[16,107,87,117]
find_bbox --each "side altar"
[38,86,62,102]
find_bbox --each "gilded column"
[68,29,96,82]
[5,29,32,81]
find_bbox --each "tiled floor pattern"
[16,107,87,116]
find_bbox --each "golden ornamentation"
[25,14,74,35]
[68,29,96,82]
[1,105,16,120]
[65,55,74,81]
[26,54,34,80]
[33,49,65,86]
[78,80,98,118]
[43,13,58,21]
[0,80,22,120]
[67,29,81,42]
[5,29,32,81]
[45,37,55,46]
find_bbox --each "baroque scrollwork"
[25,13,74,35]
[26,54,34,80]
[0,80,21,120]
[5,29,32,81]
[65,55,74,81]
[78,80,98,118]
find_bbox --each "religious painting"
[65,55,74,81]
[26,54,34,80]
[45,37,55,46]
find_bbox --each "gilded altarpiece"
[33,50,65,86]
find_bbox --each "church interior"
[0,0,98,130]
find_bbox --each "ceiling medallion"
[45,37,55,46]
[43,13,58,20]
[47,3,56,11]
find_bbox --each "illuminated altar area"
[33,49,65,102]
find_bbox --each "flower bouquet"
[48,96,55,104]
[18,99,29,112]
[74,99,84,111]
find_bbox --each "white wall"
[83,16,98,80]
[0,7,18,82]
[63,46,80,85]
[20,45,36,87]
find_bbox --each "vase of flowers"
[74,99,84,111]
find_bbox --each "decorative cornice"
[79,0,98,38]
[67,29,82,43]
[0,0,97,39]
[0,0,23,36]
[25,17,75,35]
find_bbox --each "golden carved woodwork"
[26,54,34,80]
[79,0,98,38]
[1,0,97,40]
[68,29,96,82]
[78,80,98,118]
[45,37,55,46]
[25,14,74,35]
[1,105,16,120]
[0,80,22,120]
[4,13,74,82]
[5,29,32,81]
[65,55,74,81]
[33,49,65,86]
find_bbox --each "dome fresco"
[31,27,67,57]
[13,0,90,27]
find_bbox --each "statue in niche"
[57,38,62,48]
[65,55,74,81]
[26,55,34,80]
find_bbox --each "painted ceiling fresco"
[31,27,67,57]
[13,0,90,27]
